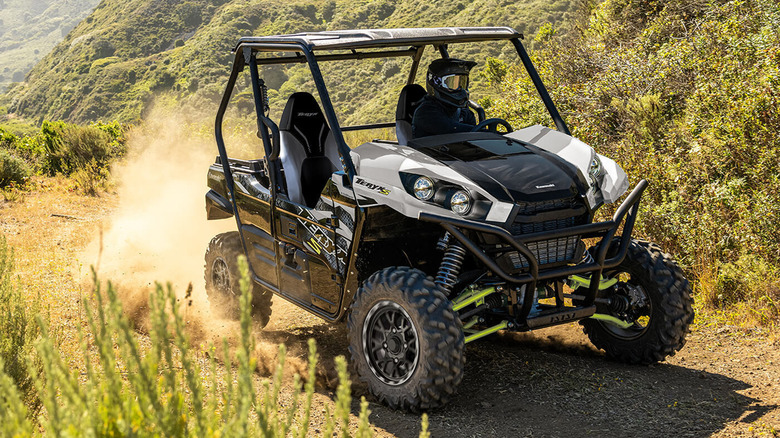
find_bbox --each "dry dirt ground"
[2,184,779,437]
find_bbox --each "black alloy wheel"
[363,300,420,385]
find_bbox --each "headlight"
[413,176,434,200]
[450,190,471,215]
[588,155,602,184]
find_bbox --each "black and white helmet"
[426,58,477,107]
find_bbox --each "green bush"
[38,120,126,176]
[0,149,31,187]
[0,235,42,413]
[0,256,386,436]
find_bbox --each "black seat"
[279,92,337,207]
[395,84,427,146]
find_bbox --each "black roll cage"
[214,27,570,204]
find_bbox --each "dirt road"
[3,184,778,437]
[267,298,780,437]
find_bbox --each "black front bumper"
[420,180,648,327]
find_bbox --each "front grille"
[510,217,582,235]
[507,236,581,269]
[503,196,588,269]
[515,198,582,214]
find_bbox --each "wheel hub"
[211,257,230,291]
[362,300,419,386]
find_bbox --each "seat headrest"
[280,92,329,156]
[395,84,427,122]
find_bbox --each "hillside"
[0,0,99,91]
[3,0,573,124]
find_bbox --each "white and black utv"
[204,27,694,411]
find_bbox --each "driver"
[412,58,477,138]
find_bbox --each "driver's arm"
[413,104,476,138]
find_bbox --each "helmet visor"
[440,74,469,91]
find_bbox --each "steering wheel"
[471,118,514,134]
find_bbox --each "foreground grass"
[0,236,429,435]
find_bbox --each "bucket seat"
[395,84,427,146]
[279,92,339,207]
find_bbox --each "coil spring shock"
[581,248,594,265]
[435,240,467,296]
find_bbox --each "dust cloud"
[80,111,314,380]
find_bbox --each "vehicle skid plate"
[420,179,648,322]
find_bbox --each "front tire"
[580,239,694,364]
[204,232,273,328]
[348,267,465,412]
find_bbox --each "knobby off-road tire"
[204,231,273,328]
[348,267,465,412]
[581,238,694,365]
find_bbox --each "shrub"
[72,158,113,196]
[0,149,31,187]
[0,235,42,413]
[0,256,380,436]
[38,120,126,176]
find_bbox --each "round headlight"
[413,177,434,201]
[450,190,471,215]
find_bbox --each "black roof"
[235,27,522,52]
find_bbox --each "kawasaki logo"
[355,178,390,195]
[535,183,556,189]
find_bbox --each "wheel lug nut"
[393,358,398,363]
[392,328,396,333]
[383,343,387,348]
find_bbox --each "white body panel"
[350,142,516,223]
[505,125,629,206]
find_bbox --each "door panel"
[275,196,342,313]
[232,170,278,288]
[240,224,277,288]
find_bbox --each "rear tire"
[348,267,465,412]
[580,239,693,364]
[204,232,273,328]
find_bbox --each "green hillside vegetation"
[486,0,780,324]
[0,0,100,91]
[0,120,126,197]
[3,0,573,124]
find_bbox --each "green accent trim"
[464,321,508,343]
[452,286,496,311]
[590,313,634,329]
[462,316,479,330]
[570,275,618,290]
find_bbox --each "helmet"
[426,58,477,107]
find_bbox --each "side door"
[230,161,279,291]
[273,193,343,314]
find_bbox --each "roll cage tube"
[214,49,244,227]
[301,47,358,181]
[511,37,570,135]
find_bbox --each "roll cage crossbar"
[214,27,570,202]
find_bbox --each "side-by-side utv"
[204,27,694,411]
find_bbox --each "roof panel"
[236,27,522,51]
